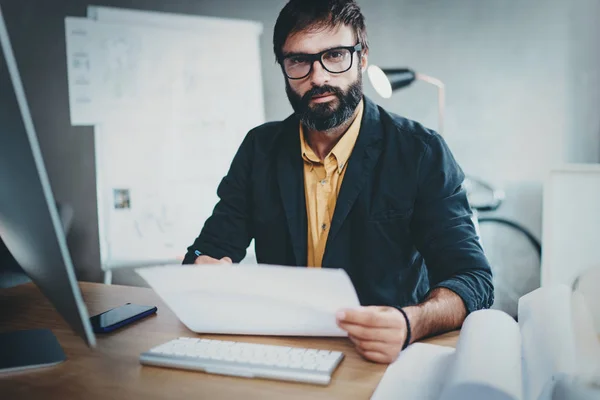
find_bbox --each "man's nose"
[309,60,330,86]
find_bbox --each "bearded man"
[184,0,493,363]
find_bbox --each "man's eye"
[289,56,309,64]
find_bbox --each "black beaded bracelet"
[397,307,412,350]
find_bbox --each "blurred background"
[1,0,599,298]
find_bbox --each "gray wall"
[2,0,599,282]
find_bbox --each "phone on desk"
[90,303,157,333]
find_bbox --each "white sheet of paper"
[370,343,455,400]
[518,285,578,400]
[439,309,523,400]
[550,375,600,400]
[570,291,600,382]
[539,289,600,400]
[371,288,600,400]
[136,264,360,336]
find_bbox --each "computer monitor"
[0,5,96,371]
[0,237,31,289]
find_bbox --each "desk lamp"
[367,66,445,136]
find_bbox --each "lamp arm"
[415,73,445,136]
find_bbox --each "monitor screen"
[0,6,95,347]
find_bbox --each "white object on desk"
[370,343,454,400]
[139,337,344,385]
[541,164,600,288]
[371,285,600,400]
[136,264,360,336]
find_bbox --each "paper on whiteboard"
[65,16,169,123]
[64,16,265,126]
[136,264,361,336]
[65,17,96,125]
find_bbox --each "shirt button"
[320,179,327,185]
[321,223,327,231]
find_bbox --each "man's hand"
[336,306,407,364]
[194,255,233,264]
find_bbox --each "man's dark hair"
[273,0,369,63]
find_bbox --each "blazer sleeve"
[182,130,255,264]
[410,132,494,314]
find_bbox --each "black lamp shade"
[367,65,445,135]
[383,68,417,91]
[367,66,416,99]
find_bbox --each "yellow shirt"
[300,100,364,268]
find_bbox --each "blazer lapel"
[276,115,308,266]
[325,97,384,256]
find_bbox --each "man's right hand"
[194,255,233,265]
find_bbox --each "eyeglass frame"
[280,43,363,80]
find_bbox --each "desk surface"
[0,282,458,399]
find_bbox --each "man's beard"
[286,73,363,132]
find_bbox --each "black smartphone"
[90,303,157,333]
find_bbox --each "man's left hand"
[336,306,408,364]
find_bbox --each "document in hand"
[371,285,600,400]
[136,264,361,336]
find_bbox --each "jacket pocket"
[365,209,414,271]
[368,207,413,222]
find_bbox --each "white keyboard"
[140,337,344,385]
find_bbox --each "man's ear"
[360,50,369,73]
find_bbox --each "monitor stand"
[0,329,66,373]
[0,203,74,372]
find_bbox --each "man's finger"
[353,345,395,364]
[220,257,233,264]
[349,335,394,354]
[339,322,403,343]
[336,307,403,328]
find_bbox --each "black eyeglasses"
[281,43,362,80]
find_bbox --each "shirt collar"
[299,99,364,174]
[329,100,364,173]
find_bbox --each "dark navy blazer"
[183,97,494,314]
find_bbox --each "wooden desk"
[0,282,458,399]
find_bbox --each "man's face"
[282,24,368,131]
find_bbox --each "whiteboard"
[65,8,265,269]
[541,164,600,287]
